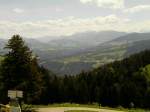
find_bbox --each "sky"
[0,0,150,38]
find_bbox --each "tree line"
[0,35,150,108]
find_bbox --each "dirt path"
[38,107,124,112]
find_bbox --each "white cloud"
[0,15,150,39]
[124,5,150,13]
[80,0,92,3]
[13,8,24,13]
[80,0,124,9]
[55,7,63,12]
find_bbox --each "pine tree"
[0,35,44,104]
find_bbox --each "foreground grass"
[34,103,150,112]
[65,110,98,112]
[34,103,100,108]
[35,103,125,112]
[128,109,150,112]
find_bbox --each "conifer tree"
[0,35,43,104]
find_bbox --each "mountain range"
[0,31,150,75]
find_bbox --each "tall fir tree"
[0,35,44,104]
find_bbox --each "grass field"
[128,109,150,112]
[35,103,101,108]
[65,110,98,112]
[35,103,150,112]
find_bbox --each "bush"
[22,105,37,112]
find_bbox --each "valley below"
[1,31,150,75]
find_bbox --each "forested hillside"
[43,50,150,108]
[1,36,150,109]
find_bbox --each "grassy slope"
[44,39,150,75]
[65,111,97,112]
[53,44,127,74]
[34,103,150,112]
[58,45,126,64]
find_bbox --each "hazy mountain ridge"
[0,31,150,75]
[37,31,127,47]
[39,32,150,75]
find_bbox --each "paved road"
[38,107,124,112]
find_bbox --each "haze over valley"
[1,31,150,75]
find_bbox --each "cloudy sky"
[0,0,150,38]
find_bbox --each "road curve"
[38,107,124,112]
